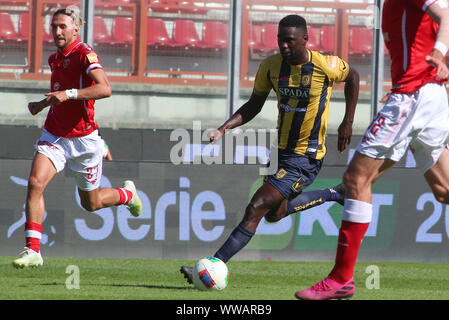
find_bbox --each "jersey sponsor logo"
[87,53,99,63]
[280,103,306,113]
[278,86,310,99]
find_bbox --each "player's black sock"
[287,188,342,214]
[214,223,255,263]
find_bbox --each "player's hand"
[425,50,449,81]
[44,90,69,105]
[27,101,45,115]
[209,128,225,143]
[337,120,352,153]
[379,92,390,103]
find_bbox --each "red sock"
[115,188,133,205]
[25,222,42,253]
[328,220,369,284]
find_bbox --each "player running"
[13,5,142,268]
[295,0,449,300]
[180,14,360,284]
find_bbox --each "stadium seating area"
[0,0,379,88]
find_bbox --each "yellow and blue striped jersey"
[253,50,349,159]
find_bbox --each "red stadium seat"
[307,26,321,52]
[150,0,179,13]
[249,24,263,52]
[172,19,200,48]
[202,20,228,49]
[111,16,133,46]
[349,26,373,55]
[261,24,278,53]
[43,27,53,44]
[0,12,21,41]
[18,12,29,40]
[321,25,335,54]
[178,1,207,14]
[147,18,172,48]
[94,16,112,44]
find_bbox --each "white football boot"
[123,180,142,217]
[13,247,43,268]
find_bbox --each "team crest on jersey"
[301,75,311,87]
[53,82,60,91]
[87,53,98,63]
[63,58,70,68]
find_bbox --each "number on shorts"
[369,114,386,136]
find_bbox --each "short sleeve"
[80,48,103,75]
[410,0,438,12]
[323,55,350,83]
[253,59,272,95]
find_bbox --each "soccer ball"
[192,257,229,291]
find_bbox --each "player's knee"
[265,212,281,223]
[27,176,45,193]
[243,203,265,225]
[343,170,369,194]
[433,187,449,204]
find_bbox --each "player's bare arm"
[79,68,112,99]
[209,91,268,142]
[425,0,449,80]
[44,68,112,105]
[337,67,359,153]
[27,95,54,115]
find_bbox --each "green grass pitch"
[1,257,448,300]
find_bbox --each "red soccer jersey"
[45,38,103,137]
[382,0,444,93]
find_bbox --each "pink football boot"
[295,277,355,300]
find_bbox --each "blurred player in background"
[180,14,360,283]
[295,0,449,300]
[13,5,142,268]
[102,139,113,160]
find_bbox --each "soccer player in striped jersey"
[13,5,142,269]
[180,14,360,284]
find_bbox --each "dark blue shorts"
[265,150,323,200]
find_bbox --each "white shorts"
[357,83,449,172]
[35,129,104,191]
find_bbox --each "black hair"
[279,14,307,33]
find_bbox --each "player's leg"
[265,183,345,223]
[213,181,285,262]
[72,131,142,216]
[77,179,141,216]
[423,148,449,203]
[181,153,322,283]
[213,153,323,262]
[328,153,394,281]
[180,181,284,284]
[13,152,57,268]
[295,152,395,300]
